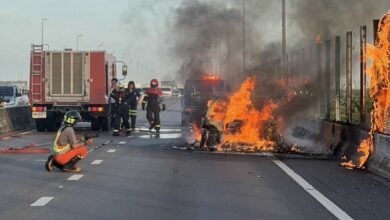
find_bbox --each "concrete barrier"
[283,117,340,155]
[284,117,390,179]
[368,133,390,178]
[0,106,34,135]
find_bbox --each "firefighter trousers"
[113,107,130,131]
[54,146,88,166]
[146,107,160,131]
[129,105,137,129]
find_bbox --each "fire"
[342,11,390,169]
[192,123,202,142]
[207,77,278,151]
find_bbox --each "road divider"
[285,117,390,179]
[0,106,34,135]
[368,133,390,178]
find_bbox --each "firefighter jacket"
[125,88,141,107]
[110,87,127,107]
[142,88,165,111]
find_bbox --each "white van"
[161,87,173,96]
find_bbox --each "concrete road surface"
[0,97,389,220]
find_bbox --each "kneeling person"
[45,110,92,173]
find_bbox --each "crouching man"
[45,110,92,173]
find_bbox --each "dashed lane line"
[67,174,84,181]
[91,160,103,165]
[272,158,353,220]
[107,149,117,153]
[30,197,54,207]
[118,141,126,145]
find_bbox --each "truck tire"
[36,119,46,132]
[91,118,101,131]
[46,118,57,132]
[100,116,111,131]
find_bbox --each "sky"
[0,0,388,87]
[0,0,182,85]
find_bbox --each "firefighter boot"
[149,123,155,132]
[126,129,131,136]
[62,156,82,173]
[45,155,55,172]
[112,129,119,136]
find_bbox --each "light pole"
[282,0,286,74]
[41,18,49,46]
[76,34,83,51]
[242,0,246,75]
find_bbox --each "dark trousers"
[146,107,160,130]
[113,107,130,131]
[129,105,137,129]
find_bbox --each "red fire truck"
[29,44,125,131]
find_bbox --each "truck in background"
[0,81,29,108]
[29,44,126,131]
[182,74,224,126]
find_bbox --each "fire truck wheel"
[100,116,110,131]
[91,118,101,131]
[35,119,46,132]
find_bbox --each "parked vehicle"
[29,45,126,131]
[161,87,173,96]
[0,84,29,108]
[172,89,181,97]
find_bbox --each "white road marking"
[118,141,126,145]
[107,149,117,153]
[272,159,353,220]
[30,197,54,207]
[91,160,103,165]
[67,174,84,181]
[35,159,47,162]
[1,137,11,140]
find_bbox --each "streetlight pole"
[41,18,49,46]
[242,0,246,75]
[76,34,83,51]
[282,0,286,74]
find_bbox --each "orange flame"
[207,77,277,151]
[192,123,202,142]
[342,11,390,169]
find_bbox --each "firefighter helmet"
[150,79,159,88]
[63,110,82,126]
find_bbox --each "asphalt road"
[0,97,389,220]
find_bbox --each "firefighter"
[125,81,141,132]
[142,79,166,134]
[45,110,92,173]
[111,82,131,136]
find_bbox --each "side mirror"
[122,65,127,76]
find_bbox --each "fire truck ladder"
[31,44,44,104]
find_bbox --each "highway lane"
[0,97,389,219]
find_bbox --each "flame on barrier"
[342,11,390,169]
